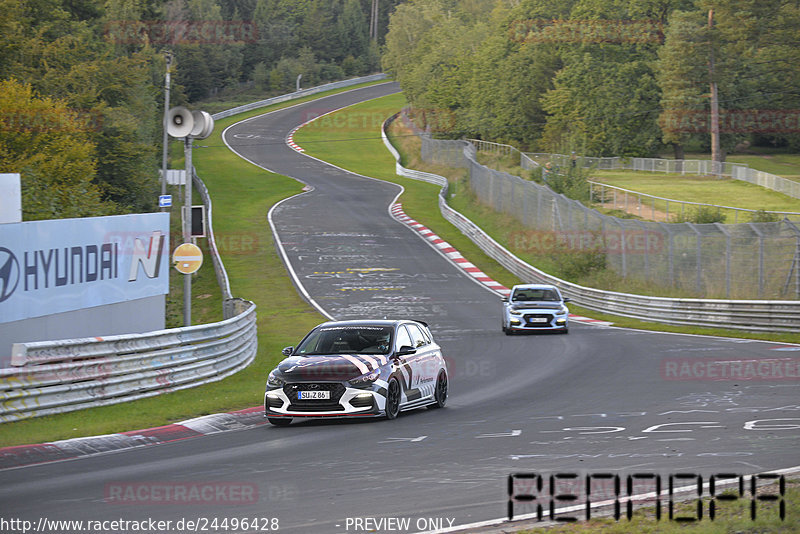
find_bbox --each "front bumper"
[264,383,385,418]
[507,311,569,331]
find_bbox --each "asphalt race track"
[1,83,798,533]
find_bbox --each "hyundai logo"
[0,247,20,303]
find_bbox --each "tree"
[0,79,116,220]
[657,1,800,159]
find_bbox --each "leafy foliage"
[0,79,115,220]
[383,0,800,158]
[2,0,391,219]
[675,205,726,224]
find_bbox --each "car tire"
[385,378,401,420]
[562,328,569,334]
[429,371,448,409]
[268,417,292,426]
[505,328,514,336]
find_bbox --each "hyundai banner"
[0,213,169,323]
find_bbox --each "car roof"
[511,284,561,292]
[313,319,428,329]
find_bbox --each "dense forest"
[383,0,800,158]
[1,0,395,219]
[4,0,799,220]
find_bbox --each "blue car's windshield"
[296,326,393,356]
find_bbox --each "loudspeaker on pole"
[167,106,194,138]
[190,110,214,139]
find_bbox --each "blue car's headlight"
[267,371,285,388]
[509,309,522,316]
[349,369,380,387]
[556,306,568,315]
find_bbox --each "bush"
[750,209,781,223]
[546,166,591,203]
[675,206,726,224]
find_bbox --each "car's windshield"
[512,289,559,302]
[295,326,393,355]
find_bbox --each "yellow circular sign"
[173,243,203,274]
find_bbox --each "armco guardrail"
[383,114,800,332]
[0,76,393,423]
[212,74,388,121]
[193,170,233,303]
[2,300,256,422]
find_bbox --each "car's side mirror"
[281,346,294,356]
[563,297,571,303]
[396,345,417,357]
[501,297,508,302]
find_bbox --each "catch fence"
[422,137,800,300]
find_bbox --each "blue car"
[265,320,448,426]
[502,284,570,335]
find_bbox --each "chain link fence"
[586,181,800,224]
[419,136,800,300]
[524,152,800,200]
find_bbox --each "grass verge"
[684,149,800,183]
[590,170,800,221]
[293,93,522,290]
[295,96,800,345]
[0,81,388,448]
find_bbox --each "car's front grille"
[283,383,346,410]
[288,404,346,412]
[523,313,554,327]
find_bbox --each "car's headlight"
[267,371,285,388]
[509,309,522,316]
[556,306,568,315]
[349,369,380,387]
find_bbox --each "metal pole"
[619,219,627,278]
[797,238,800,299]
[161,51,172,209]
[667,226,674,287]
[715,223,731,298]
[184,136,193,327]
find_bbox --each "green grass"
[4,81,798,447]
[293,93,523,290]
[348,103,799,344]
[0,81,389,448]
[683,150,800,182]
[296,96,800,344]
[590,170,800,221]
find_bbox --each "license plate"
[298,390,330,400]
[527,317,548,323]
